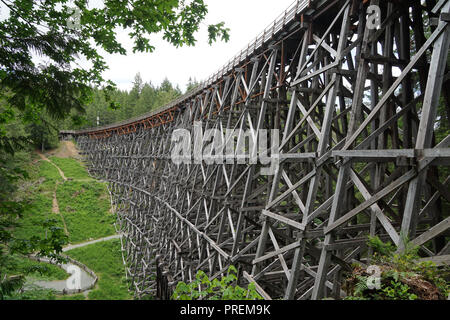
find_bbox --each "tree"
[0,0,229,152]
[0,148,68,299]
[27,110,60,152]
[131,73,144,97]
[135,82,157,115]
[0,0,229,299]
[160,77,175,93]
[186,77,200,92]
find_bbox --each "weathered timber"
[63,0,450,300]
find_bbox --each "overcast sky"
[101,0,297,92]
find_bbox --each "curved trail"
[28,234,122,294]
[37,151,67,181]
[62,234,122,252]
[29,260,95,294]
[36,151,69,235]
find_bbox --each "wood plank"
[325,170,416,234]
[243,271,272,300]
[262,209,305,231]
[411,217,450,247]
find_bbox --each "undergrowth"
[4,255,68,281]
[4,150,123,300]
[343,236,449,300]
[12,193,65,240]
[65,239,131,300]
[48,157,92,180]
[172,266,263,300]
[57,181,115,243]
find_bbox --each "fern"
[354,275,369,296]
[172,266,263,300]
[367,236,395,257]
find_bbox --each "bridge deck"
[62,0,320,136]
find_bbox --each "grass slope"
[48,156,92,180]
[33,160,63,192]
[57,180,115,243]
[13,193,65,240]
[4,254,69,281]
[7,149,129,300]
[65,239,132,300]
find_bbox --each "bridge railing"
[204,0,309,87]
[70,0,311,135]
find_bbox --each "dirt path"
[30,146,123,297]
[36,151,70,234]
[37,151,67,181]
[36,148,120,246]
[52,184,69,236]
[28,234,123,295]
[62,234,123,252]
[49,140,81,159]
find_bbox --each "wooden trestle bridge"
[61,0,450,300]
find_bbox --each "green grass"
[57,180,115,243]
[6,153,125,300]
[13,158,67,240]
[13,193,65,240]
[65,239,132,300]
[56,293,86,300]
[48,157,92,180]
[4,286,58,300]
[32,160,63,193]
[4,254,69,281]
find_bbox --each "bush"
[343,236,449,300]
[172,266,263,300]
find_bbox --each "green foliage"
[0,197,68,299]
[380,280,417,300]
[352,275,369,297]
[0,274,25,300]
[344,236,449,300]
[413,260,450,297]
[3,255,68,281]
[0,151,31,195]
[72,76,183,129]
[48,157,91,180]
[57,181,115,243]
[12,194,63,240]
[344,271,420,300]
[3,285,57,300]
[186,77,200,92]
[26,111,61,151]
[1,153,72,299]
[36,161,63,192]
[0,0,229,113]
[208,22,230,45]
[367,235,396,257]
[65,239,131,300]
[0,0,229,158]
[172,266,263,300]
[2,150,125,300]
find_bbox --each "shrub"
[172,266,262,300]
[343,236,449,300]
